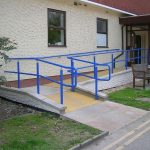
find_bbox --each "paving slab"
[64,101,147,132]
[136,97,150,102]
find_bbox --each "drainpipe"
[114,25,125,68]
[148,25,150,65]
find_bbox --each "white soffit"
[80,0,137,16]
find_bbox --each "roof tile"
[89,0,150,15]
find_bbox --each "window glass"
[97,34,107,47]
[48,11,64,28]
[97,19,107,33]
[48,9,66,46]
[97,18,108,47]
[48,29,64,46]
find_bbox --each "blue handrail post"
[125,50,128,70]
[74,69,78,88]
[111,54,114,74]
[60,69,64,105]
[93,56,99,100]
[93,55,96,64]
[94,66,99,100]
[138,49,140,64]
[71,58,75,92]
[36,61,40,94]
[147,49,149,65]
[17,61,21,89]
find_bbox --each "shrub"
[0,37,17,84]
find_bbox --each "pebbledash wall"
[0,0,123,82]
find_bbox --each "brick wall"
[0,0,122,81]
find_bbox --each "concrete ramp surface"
[77,69,133,96]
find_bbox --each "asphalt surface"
[81,112,150,150]
[124,130,150,150]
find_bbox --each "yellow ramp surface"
[47,91,101,112]
[45,69,122,112]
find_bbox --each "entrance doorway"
[128,34,142,65]
[134,35,141,64]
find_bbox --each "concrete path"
[64,101,147,132]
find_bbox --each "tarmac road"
[121,130,150,150]
[81,112,150,150]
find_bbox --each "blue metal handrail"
[5,58,77,105]
[68,49,122,58]
[10,49,120,60]
[68,55,112,99]
[37,58,72,69]
[68,48,148,58]
[5,48,149,103]
[68,48,149,99]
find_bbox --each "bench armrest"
[132,70,146,78]
[133,70,146,73]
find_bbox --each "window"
[48,9,66,47]
[97,18,108,48]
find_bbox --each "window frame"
[47,8,66,47]
[97,18,108,48]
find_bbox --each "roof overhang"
[119,14,150,25]
[79,0,137,16]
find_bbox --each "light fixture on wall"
[74,1,78,6]
[74,1,87,7]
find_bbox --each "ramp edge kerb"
[69,131,109,150]
[76,86,108,99]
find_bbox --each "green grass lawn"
[108,88,150,110]
[0,113,101,150]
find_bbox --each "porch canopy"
[119,15,150,64]
[119,14,150,25]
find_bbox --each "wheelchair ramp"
[0,86,66,114]
[77,69,133,98]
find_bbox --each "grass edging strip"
[69,131,109,150]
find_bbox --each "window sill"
[97,46,109,48]
[48,45,67,48]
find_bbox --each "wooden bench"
[132,64,150,89]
